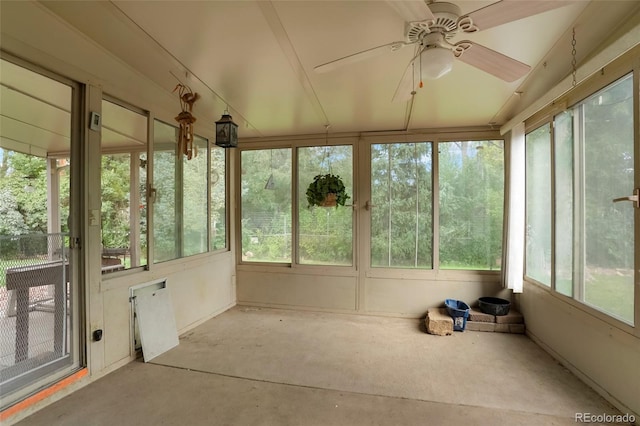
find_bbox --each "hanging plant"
[306,174,350,208]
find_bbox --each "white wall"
[363,276,508,316]
[517,282,640,419]
[238,269,358,312]
[238,267,508,317]
[100,253,236,369]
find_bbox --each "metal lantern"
[215,112,238,148]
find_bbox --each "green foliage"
[240,149,293,262]
[297,146,353,264]
[370,142,433,268]
[439,141,504,270]
[0,189,28,237]
[240,146,354,264]
[152,139,226,260]
[101,154,131,249]
[210,149,226,250]
[0,150,49,246]
[526,74,634,288]
[153,146,178,262]
[305,173,350,208]
[582,76,633,269]
[585,273,634,322]
[370,141,504,270]
[182,137,209,256]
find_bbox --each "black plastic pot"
[478,297,511,316]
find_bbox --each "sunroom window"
[439,140,504,270]
[525,73,635,325]
[370,142,433,268]
[298,145,353,266]
[100,99,148,272]
[525,124,552,286]
[152,119,226,263]
[573,74,634,324]
[240,148,292,263]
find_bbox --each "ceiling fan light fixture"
[420,47,454,80]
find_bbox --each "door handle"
[148,185,157,203]
[365,200,376,211]
[613,188,640,209]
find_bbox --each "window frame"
[150,118,229,266]
[210,144,229,253]
[238,145,293,265]
[0,51,85,409]
[236,137,360,271]
[364,136,505,278]
[297,144,355,267]
[437,139,506,272]
[524,121,553,287]
[236,132,506,278]
[522,49,639,332]
[100,95,149,274]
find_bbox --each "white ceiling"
[1,1,640,149]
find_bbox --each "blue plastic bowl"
[445,299,470,318]
[444,299,470,331]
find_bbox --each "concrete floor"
[16,306,623,426]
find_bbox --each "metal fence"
[0,233,69,386]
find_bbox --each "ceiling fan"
[314,0,576,101]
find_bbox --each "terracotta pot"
[319,193,337,207]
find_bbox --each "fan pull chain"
[411,61,417,96]
[571,27,577,87]
[419,52,424,88]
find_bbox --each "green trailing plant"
[306,173,350,208]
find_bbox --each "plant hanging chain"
[173,84,200,160]
[571,27,577,87]
[322,125,332,174]
[322,146,333,174]
[305,125,350,208]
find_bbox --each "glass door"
[553,73,636,325]
[577,74,635,324]
[0,57,81,405]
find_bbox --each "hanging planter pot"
[306,174,350,208]
[319,192,337,207]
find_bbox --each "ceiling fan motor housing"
[406,2,462,44]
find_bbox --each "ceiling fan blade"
[392,52,421,102]
[385,0,435,23]
[314,41,411,74]
[455,41,531,82]
[462,0,576,32]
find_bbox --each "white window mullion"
[432,141,440,271]
[550,120,557,292]
[573,106,586,302]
